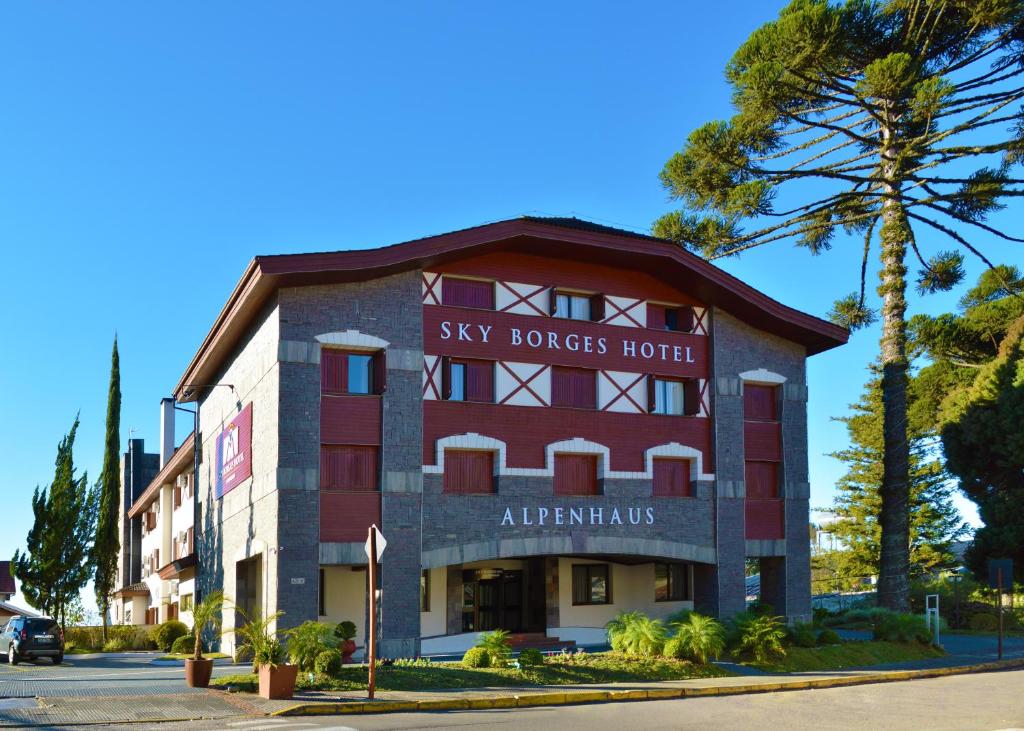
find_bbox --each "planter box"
[258,663,298,700]
[184,658,214,688]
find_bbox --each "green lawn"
[212,652,730,693]
[747,641,945,673]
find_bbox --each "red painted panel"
[423,401,712,472]
[744,421,781,461]
[551,366,597,409]
[460,359,494,403]
[434,251,704,306]
[744,385,777,421]
[424,306,707,379]
[442,277,495,309]
[320,445,379,491]
[320,491,381,543]
[443,450,494,494]
[321,394,382,445]
[746,499,784,540]
[745,461,779,498]
[554,454,599,495]
[321,349,347,394]
[652,458,692,497]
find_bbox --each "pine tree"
[655,0,1024,610]
[93,337,121,641]
[12,418,99,628]
[825,370,967,582]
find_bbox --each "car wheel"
[8,646,17,665]
[52,654,63,665]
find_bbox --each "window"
[444,359,493,403]
[442,277,494,309]
[744,384,777,421]
[655,563,691,602]
[572,564,611,605]
[420,570,430,612]
[652,458,692,497]
[320,445,379,491]
[321,349,385,395]
[553,292,595,321]
[173,485,182,509]
[443,450,495,494]
[647,304,695,332]
[650,377,700,416]
[554,453,599,496]
[745,460,779,499]
[550,367,597,409]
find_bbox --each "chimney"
[160,398,175,467]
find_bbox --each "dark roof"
[114,582,150,598]
[0,562,14,595]
[175,216,848,400]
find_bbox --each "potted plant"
[334,621,358,664]
[185,590,225,688]
[234,610,297,700]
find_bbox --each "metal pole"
[997,568,1004,661]
[368,527,377,700]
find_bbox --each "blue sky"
[1,1,1015,612]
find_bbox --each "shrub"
[314,649,343,676]
[817,628,842,645]
[462,646,490,668]
[477,630,512,668]
[873,612,931,644]
[733,615,787,663]
[604,611,667,657]
[171,634,197,655]
[746,601,775,618]
[969,613,999,631]
[334,621,358,642]
[65,626,103,651]
[234,644,253,667]
[103,636,131,652]
[788,622,817,648]
[286,621,339,672]
[154,620,189,653]
[670,612,726,664]
[665,608,693,627]
[517,647,544,666]
[812,607,835,628]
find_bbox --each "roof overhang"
[114,585,150,599]
[127,433,195,518]
[174,218,848,401]
[157,554,197,581]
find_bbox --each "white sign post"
[365,524,386,700]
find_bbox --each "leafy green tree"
[12,418,99,627]
[941,314,1024,581]
[93,337,121,641]
[825,370,967,580]
[655,0,1024,611]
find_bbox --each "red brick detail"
[744,421,782,461]
[320,491,381,543]
[321,394,382,445]
[423,401,711,472]
[554,454,599,495]
[652,458,692,497]
[746,499,784,539]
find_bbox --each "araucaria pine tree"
[825,370,967,582]
[12,418,99,628]
[94,337,122,640]
[655,0,1024,610]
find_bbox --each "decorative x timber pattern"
[496,280,550,316]
[422,272,442,305]
[602,295,644,328]
[497,361,549,406]
[422,354,442,400]
[697,378,710,417]
[600,371,647,413]
[692,306,708,336]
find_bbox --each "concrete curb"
[271,657,1024,717]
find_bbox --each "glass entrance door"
[462,569,524,633]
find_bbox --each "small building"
[147,217,845,654]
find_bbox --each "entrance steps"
[508,633,576,651]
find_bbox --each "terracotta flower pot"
[185,658,214,688]
[258,663,298,700]
[340,639,357,664]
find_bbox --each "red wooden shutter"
[647,375,657,413]
[321,349,347,394]
[320,445,379,491]
[678,306,695,332]
[441,278,494,309]
[441,356,452,400]
[549,287,558,315]
[745,461,779,498]
[590,293,605,322]
[443,450,494,494]
[653,459,691,497]
[465,361,494,402]
[744,385,777,420]
[683,380,701,416]
[551,367,596,409]
[646,304,665,330]
[373,350,387,394]
[554,454,599,495]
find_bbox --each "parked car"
[1,616,64,664]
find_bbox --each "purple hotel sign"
[216,403,253,499]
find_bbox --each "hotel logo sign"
[215,402,253,499]
[500,505,655,527]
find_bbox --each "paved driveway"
[0,652,245,698]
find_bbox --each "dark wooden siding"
[443,450,494,494]
[320,445,379,491]
[442,277,494,309]
[320,492,381,543]
[551,367,597,409]
[553,454,599,495]
[652,458,692,497]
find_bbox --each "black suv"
[2,616,64,664]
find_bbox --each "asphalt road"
[101,669,1024,731]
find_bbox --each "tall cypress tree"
[94,337,121,640]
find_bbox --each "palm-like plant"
[476,630,512,668]
[733,615,787,664]
[286,621,339,672]
[231,609,286,669]
[672,613,726,665]
[190,590,226,662]
[605,611,667,657]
